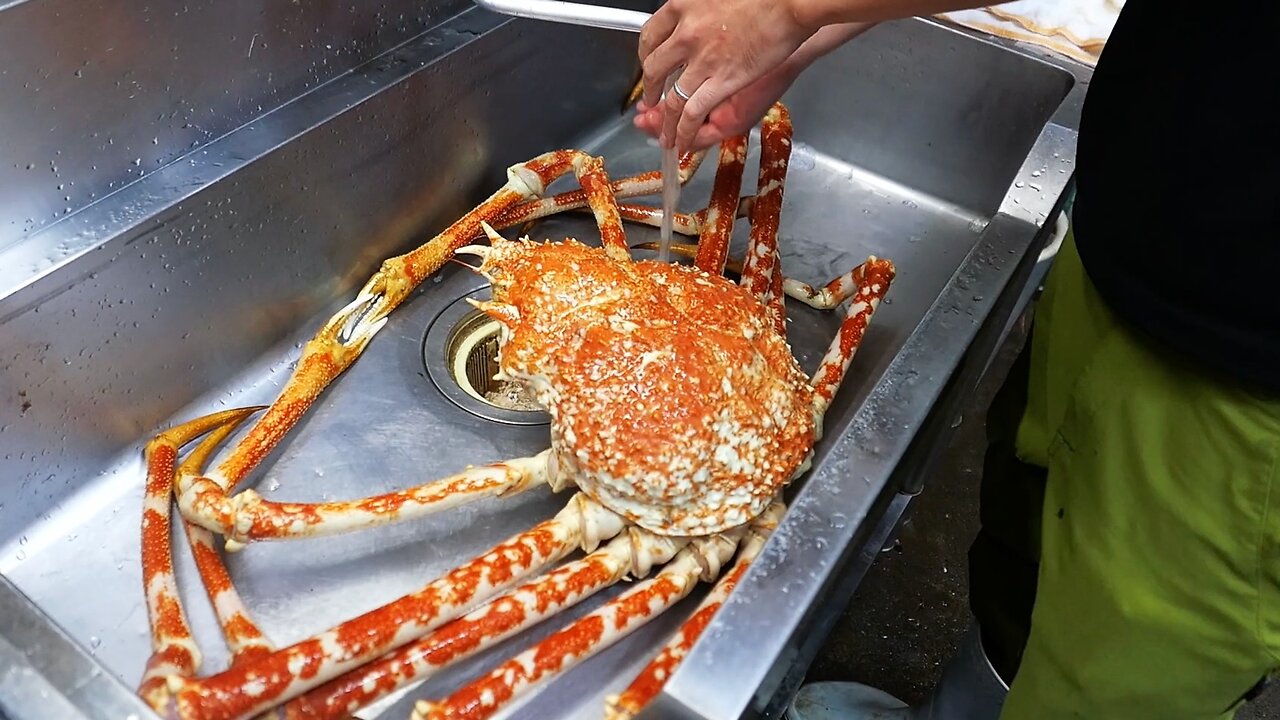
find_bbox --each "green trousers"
[968,229,1280,719]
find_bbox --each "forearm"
[782,22,875,76]
[790,0,995,30]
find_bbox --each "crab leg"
[279,529,688,720]
[174,151,625,542]
[490,150,709,230]
[179,151,589,506]
[784,263,900,310]
[614,204,703,236]
[168,494,624,720]
[176,422,275,664]
[605,501,785,720]
[614,195,756,237]
[411,528,750,720]
[625,77,645,109]
[138,407,260,711]
[634,240,706,265]
[693,135,750,274]
[177,446,552,547]
[182,526,276,662]
[739,103,794,335]
[637,237,846,309]
[572,154,628,261]
[810,257,898,415]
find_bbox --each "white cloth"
[937,0,1124,66]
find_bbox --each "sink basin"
[0,8,1086,720]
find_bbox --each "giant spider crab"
[136,102,895,720]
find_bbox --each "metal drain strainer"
[423,289,550,425]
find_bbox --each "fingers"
[638,7,679,107]
[660,85,690,150]
[641,38,688,116]
[690,124,729,152]
[671,82,719,153]
[637,3,676,61]
[672,66,750,153]
[633,106,661,138]
[636,1,729,151]
[636,91,737,151]
[634,103,725,152]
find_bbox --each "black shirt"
[1071,0,1279,395]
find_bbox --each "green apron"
[973,227,1280,719]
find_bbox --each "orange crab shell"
[471,237,816,536]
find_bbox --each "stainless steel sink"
[0,7,1087,720]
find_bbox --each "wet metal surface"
[804,325,1021,704]
[0,0,473,242]
[0,12,1085,720]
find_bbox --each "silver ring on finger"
[671,80,692,101]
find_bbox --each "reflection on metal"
[425,289,550,424]
[0,0,470,245]
[474,0,650,32]
[0,574,158,720]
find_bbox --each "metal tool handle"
[473,0,651,32]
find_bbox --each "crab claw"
[480,221,509,244]
[454,245,491,260]
[624,74,644,111]
[466,298,520,326]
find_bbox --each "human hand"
[632,63,800,152]
[637,0,814,152]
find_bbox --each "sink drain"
[449,311,543,411]
[424,289,550,425]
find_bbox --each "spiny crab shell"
[467,234,816,536]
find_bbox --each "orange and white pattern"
[134,103,898,720]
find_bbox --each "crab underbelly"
[565,447,782,536]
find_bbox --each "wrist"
[786,21,874,74]
[775,49,809,85]
[786,0,845,33]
